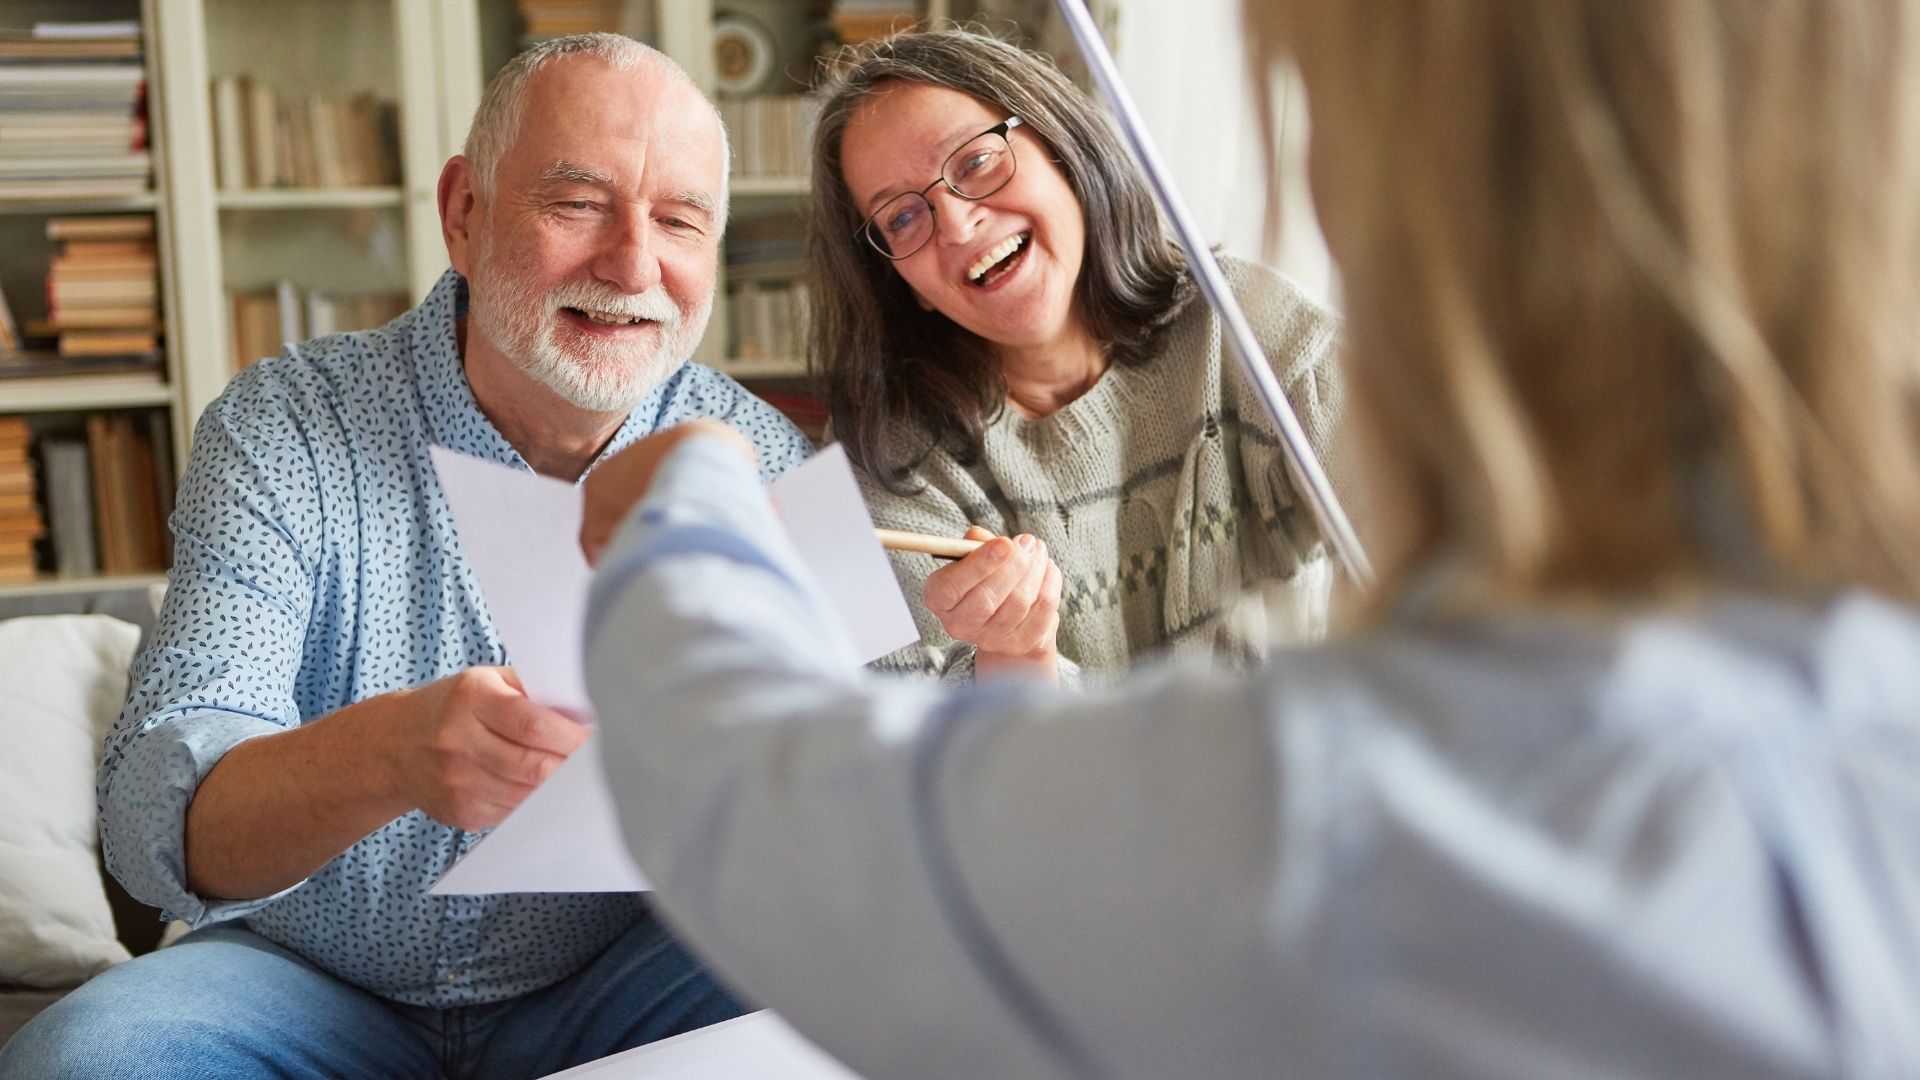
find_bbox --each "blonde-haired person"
[811,29,1346,684]
[575,3,1920,1078]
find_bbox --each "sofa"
[0,586,171,1047]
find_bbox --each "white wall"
[1111,0,1334,305]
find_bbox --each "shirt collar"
[410,268,695,482]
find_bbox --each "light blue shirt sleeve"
[98,396,316,926]
[584,434,1920,1079]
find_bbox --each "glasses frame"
[856,116,1025,261]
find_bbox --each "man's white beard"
[468,242,712,413]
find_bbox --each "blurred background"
[0,0,1324,600]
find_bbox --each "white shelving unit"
[0,0,484,597]
[155,0,483,425]
[0,0,187,594]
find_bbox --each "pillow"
[0,614,141,988]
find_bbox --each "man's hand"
[392,667,588,832]
[923,526,1063,679]
[580,419,760,566]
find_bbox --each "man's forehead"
[513,58,721,154]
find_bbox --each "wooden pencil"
[873,527,985,560]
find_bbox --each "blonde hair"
[1248,1,1920,605]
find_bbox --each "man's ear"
[440,156,480,277]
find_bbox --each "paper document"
[537,1011,862,1079]
[428,444,918,895]
[430,446,592,715]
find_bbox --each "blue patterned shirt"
[98,269,812,1008]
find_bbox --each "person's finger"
[924,536,1018,613]
[946,537,1041,632]
[976,540,1050,643]
[963,525,997,541]
[469,727,570,790]
[1007,556,1064,652]
[477,695,590,756]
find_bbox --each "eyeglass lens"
[865,129,1017,258]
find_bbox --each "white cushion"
[0,614,141,988]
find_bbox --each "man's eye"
[558,200,593,211]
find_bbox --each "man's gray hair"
[463,32,730,207]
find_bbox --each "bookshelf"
[158,0,482,424]
[0,0,484,597]
[0,1,178,594]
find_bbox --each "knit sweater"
[861,257,1345,681]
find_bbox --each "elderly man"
[0,34,808,1080]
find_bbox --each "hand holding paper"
[426,438,917,896]
[578,420,762,565]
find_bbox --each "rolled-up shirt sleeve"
[97,393,319,926]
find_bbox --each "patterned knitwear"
[862,257,1345,681]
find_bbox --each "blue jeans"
[0,913,745,1079]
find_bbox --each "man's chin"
[528,350,679,413]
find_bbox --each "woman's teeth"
[968,232,1029,283]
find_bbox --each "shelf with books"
[0,405,174,586]
[0,4,189,597]
[155,0,483,424]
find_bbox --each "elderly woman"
[807,30,1345,683]
[577,0,1920,1076]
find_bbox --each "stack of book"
[718,95,823,178]
[228,282,408,372]
[208,76,399,190]
[40,215,160,358]
[0,21,148,200]
[80,411,169,574]
[830,0,920,43]
[35,410,171,578]
[517,0,648,41]
[0,416,43,583]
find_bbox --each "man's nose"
[594,211,663,295]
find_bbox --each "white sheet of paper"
[429,446,593,717]
[428,444,918,895]
[766,444,920,662]
[537,1011,862,1080]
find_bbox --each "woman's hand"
[579,420,758,566]
[922,525,1063,681]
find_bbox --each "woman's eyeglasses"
[857,117,1023,260]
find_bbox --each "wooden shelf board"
[719,358,809,379]
[0,571,168,600]
[0,193,159,216]
[0,371,172,412]
[216,187,405,210]
[730,176,810,197]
